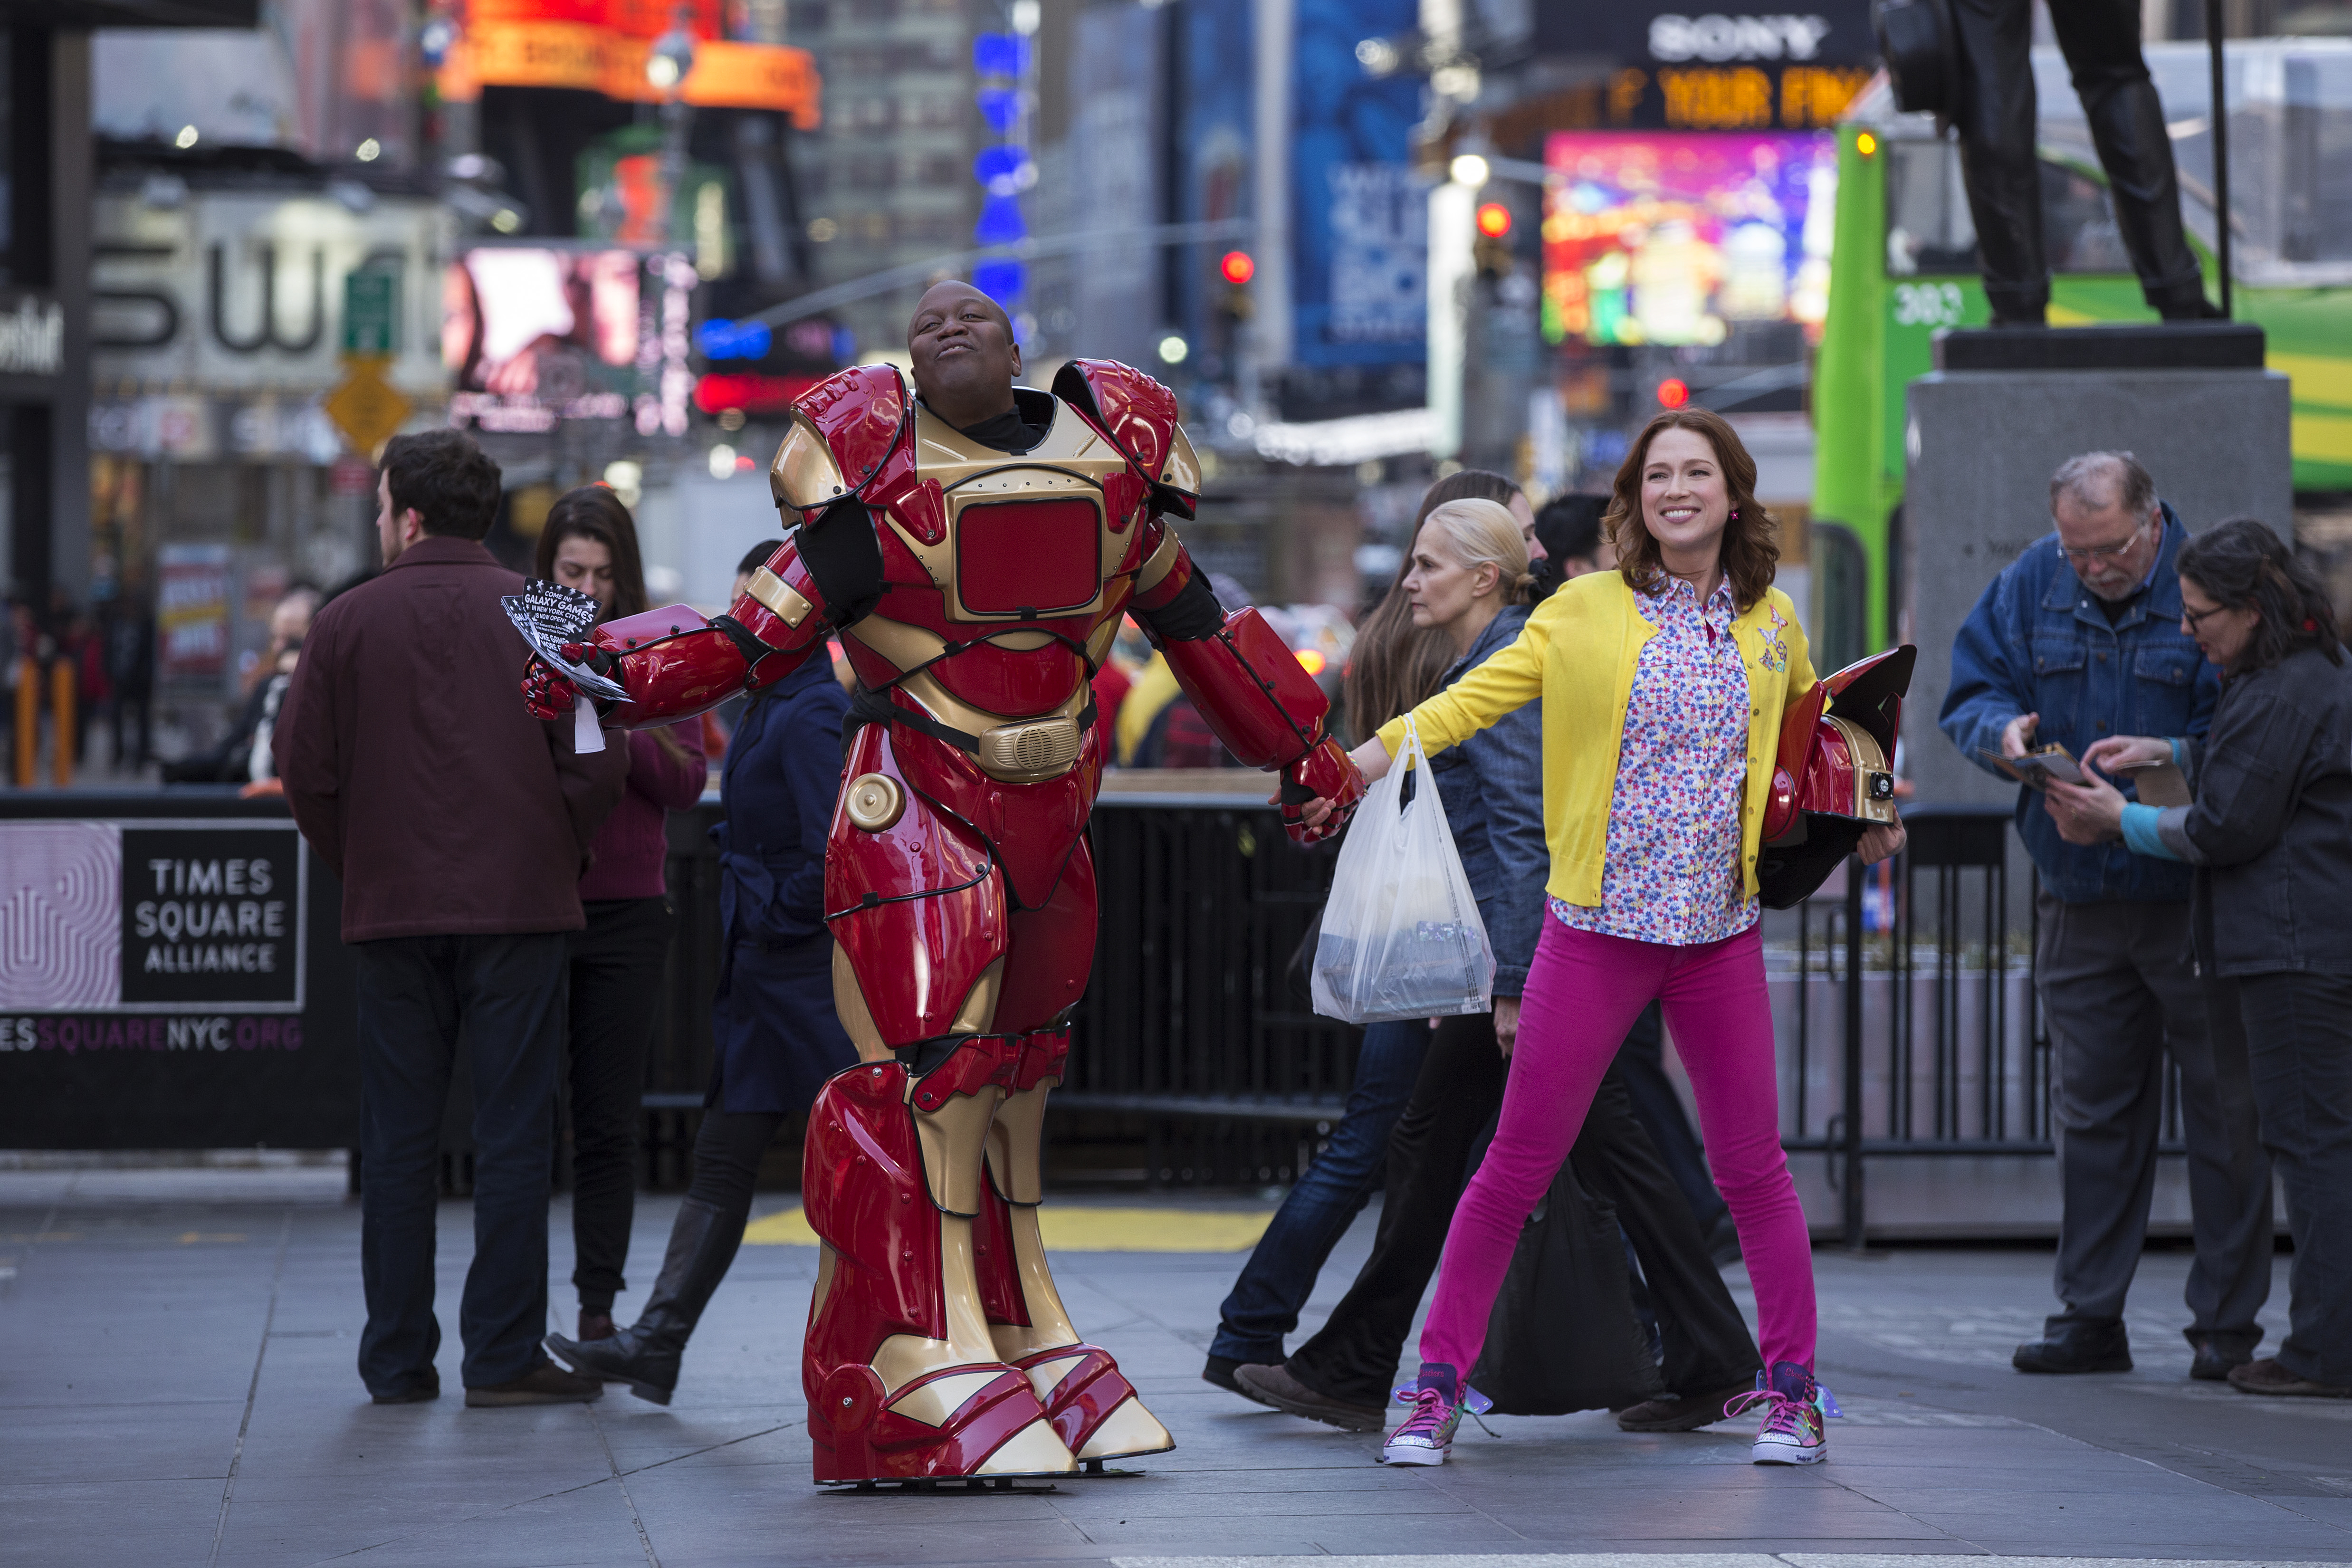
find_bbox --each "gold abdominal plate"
[976,715,1082,780]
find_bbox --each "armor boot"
[974,1028,1174,1466]
[802,1058,1075,1484]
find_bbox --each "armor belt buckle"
[977,715,1081,778]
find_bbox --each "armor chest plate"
[841,398,1146,765]
[884,402,1142,628]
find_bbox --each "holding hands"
[1274,735,1374,844]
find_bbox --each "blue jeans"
[1210,1020,1429,1365]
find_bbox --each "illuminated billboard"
[443,248,696,436]
[1540,131,1836,348]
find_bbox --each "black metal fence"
[630,787,2183,1235]
[4,784,2170,1238]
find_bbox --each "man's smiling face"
[908,282,1022,425]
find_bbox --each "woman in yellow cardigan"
[1297,409,1904,1469]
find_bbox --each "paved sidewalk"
[1,1172,2348,1566]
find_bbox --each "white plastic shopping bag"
[1309,717,1496,1024]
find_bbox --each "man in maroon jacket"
[278,429,628,1407]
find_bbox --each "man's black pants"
[355,932,568,1395]
[1286,1004,1758,1407]
[564,896,674,1315]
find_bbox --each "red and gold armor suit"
[552,360,1363,1485]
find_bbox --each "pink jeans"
[1418,919,1817,1376]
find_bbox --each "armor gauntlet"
[521,536,839,730]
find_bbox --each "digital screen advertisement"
[1540,131,1837,348]
[442,247,642,427]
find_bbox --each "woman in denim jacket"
[1206,471,1536,1389]
[2050,517,2352,1398]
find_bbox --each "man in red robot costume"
[520,281,1367,1485]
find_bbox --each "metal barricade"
[1055,781,1360,1187]
[1038,788,2189,1235]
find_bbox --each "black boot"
[545,1198,742,1405]
[2013,1317,2132,1374]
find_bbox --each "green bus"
[1809,38,2352,661]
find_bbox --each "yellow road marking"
[743,1204,1275,1253]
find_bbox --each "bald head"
[908,281,1023,431]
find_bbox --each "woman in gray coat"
[2054,517,2352,1398]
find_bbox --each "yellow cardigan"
[1376,570,1818,907]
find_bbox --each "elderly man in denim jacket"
[1941,451,2273,1381]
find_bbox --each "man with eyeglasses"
[1941,450,2273,1383]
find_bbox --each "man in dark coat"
[277,429,628,1407]
[543,539,858,1406]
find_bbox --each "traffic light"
[1472,202,1515,279]
[1217,249,1255,321]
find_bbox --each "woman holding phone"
[2047,517,2352,1400]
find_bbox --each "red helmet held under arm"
[1757,644,1915,909]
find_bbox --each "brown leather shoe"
[465,1358,605,1407]
[1616,1378,1756,1432]
[2228,1357,2352,1399]
[1232,1362,1386,1432]
[577,1308,617,1343]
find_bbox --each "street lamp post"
[648,16,698,245]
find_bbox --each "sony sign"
[1649,13,1836,61]
[1532,0,1872,67]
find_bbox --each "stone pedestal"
[1902,363,2293,810]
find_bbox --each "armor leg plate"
[802,1059,1074,1484]
[976,1031,1174,1465]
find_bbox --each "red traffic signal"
[1219,249,1255,286]
[1475,202,1512,239]
[1657,378,1691,409]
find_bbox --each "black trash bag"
[1467,1161,1664,1416]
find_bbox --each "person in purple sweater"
[533,486,709,1344]
[545,539,857,1406]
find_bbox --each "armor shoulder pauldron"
[1051,358,1199,514]
[770,364,912,513]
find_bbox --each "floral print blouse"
[1551,575,1759,947]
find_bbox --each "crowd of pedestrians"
[1208,430,2350,1474]
[2,583,156,778]
[176,408,2343,1435]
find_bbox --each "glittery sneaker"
[1380,1363,1462,1466]
[1728,1360,1827,1465]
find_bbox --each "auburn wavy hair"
[1605,408,1779,612]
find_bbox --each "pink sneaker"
[1727,1361,1827,1465]
[1380,1364,1462,1466]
